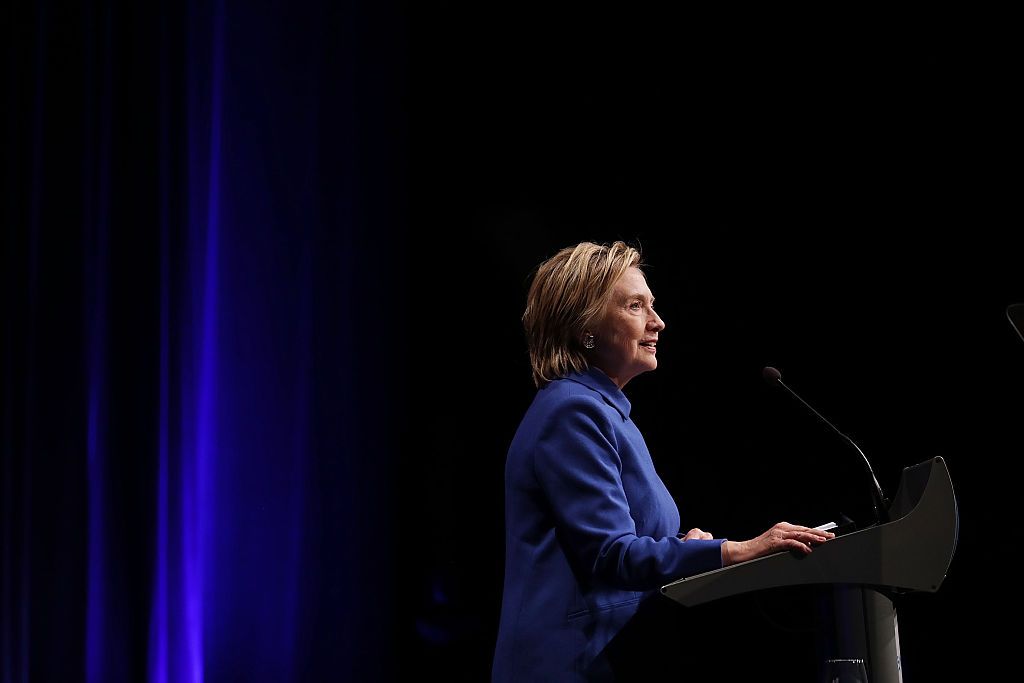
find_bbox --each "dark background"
[401,6,1021,681]
[4,2,1020,681]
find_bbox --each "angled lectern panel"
[662,456,957,606]
[658,457,957,683]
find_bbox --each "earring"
[583,334,595,349]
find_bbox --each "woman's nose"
[650,310,665,331]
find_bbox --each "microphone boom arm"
[766,368,891,525]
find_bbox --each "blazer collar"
[565,367,631,420]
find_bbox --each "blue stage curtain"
[2,2,407,681]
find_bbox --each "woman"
[491,241,833,682]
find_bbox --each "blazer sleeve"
[533,395,723,591]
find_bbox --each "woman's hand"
[680,527,714,541]
[721,522,834,566]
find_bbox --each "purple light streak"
[148,2,225,681]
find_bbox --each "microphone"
[762,366,890,524]
[1008,304,1024,344]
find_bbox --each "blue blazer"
[492,368,724,681]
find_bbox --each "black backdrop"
[4,2,1021,681]
[400,7,1022,681]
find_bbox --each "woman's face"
[588,266,666,389]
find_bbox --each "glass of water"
[822,658,868,683]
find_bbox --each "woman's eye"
[629,301,642,310]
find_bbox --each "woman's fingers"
[682,527,714,541]
[723,522,837,565]
[763,523,834,555]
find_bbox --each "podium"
[661,457,958,682]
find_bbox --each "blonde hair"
[522,241,643,387]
